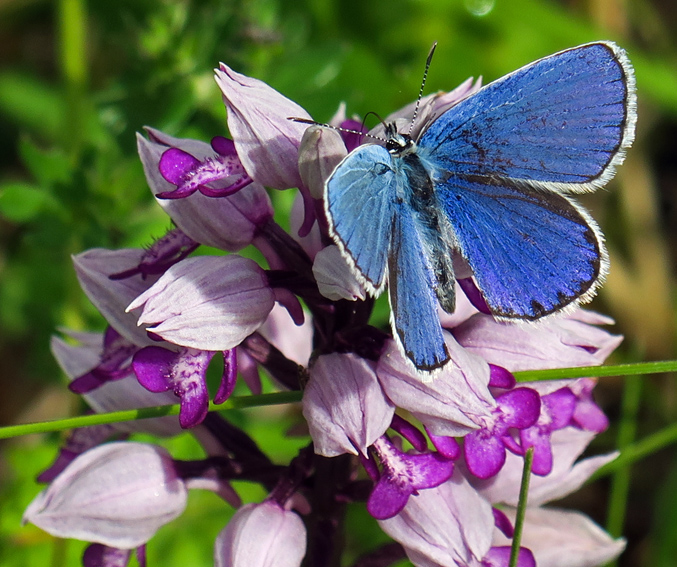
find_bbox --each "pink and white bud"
[214,501,306,567]
[23,442,187,549]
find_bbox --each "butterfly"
[324,42,637,373]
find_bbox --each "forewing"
[388,202,450,371]
[419,42,636,190]
[437,175,605,319]
[325,144,398,293]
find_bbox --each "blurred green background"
[1,0,676,565]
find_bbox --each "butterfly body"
[325,42,636,373]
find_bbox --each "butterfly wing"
[388,201,450,371]
[419,42,636,191]
[325,144,398,294]
[416,42,634,318]
[435,175,603,319]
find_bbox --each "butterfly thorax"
[386,125,458,314]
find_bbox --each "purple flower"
[303,353,394,457]
[133,346,236,428]
[138,129,274,252]
[367,435,455,520]
[127,255,276,350]
[157,135,253,199]
[214,501,306,567]
[23,442,187,549]
[463,387,541,479]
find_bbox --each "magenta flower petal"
[464,430,507,480]
[159,148,200,186]
[215,63,312,190]
[426,431,461,460]
[214,502,306,567]
[214,349,237,405]
[520,427,554,476]
[133,346,215,428]
[489,365,516,389]
[496,388,541,429]
[484,546,536,567]
[127,255,275,351]
[23,443,187,549]
[368,437,455,520]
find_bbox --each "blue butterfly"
[324,42,637,372]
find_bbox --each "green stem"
[606,374,642,544]
[514,359,677,381]
[0,391,301,440]
[1,360,675,441]
[509,447,534,567]
[591,421,677,480]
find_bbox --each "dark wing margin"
[435,174,605,319]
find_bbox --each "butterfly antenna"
[288,116,389,143]
[407,41,438,136]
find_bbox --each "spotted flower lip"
[214,501,307,567]
[157,135,252,199]
[127,255,276,351]
[133,346,237,429]
[23,442,187,549]
[138,129,274,252]
[367,436,455,520]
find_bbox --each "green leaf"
[0,182,58,222]
[18,137,72,187]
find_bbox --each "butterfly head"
[384,123,416,157]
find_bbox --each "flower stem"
[0,391,301,440]
[510,447,534,567]
[514,359,677,381]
